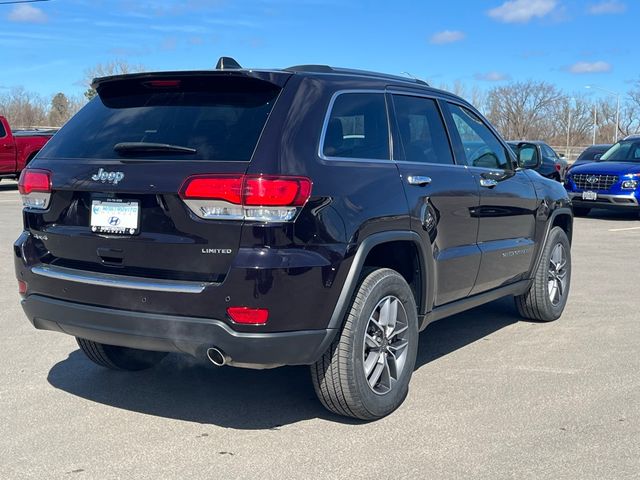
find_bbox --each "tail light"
[227,307,269,325]
[18,169,52,209]
[555,163,562,172]
[180,174,312,222]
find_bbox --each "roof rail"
[284,64,429,86]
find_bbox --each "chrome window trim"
[394,160,469,170]
[317,89,394,164]
[31,265,214,293]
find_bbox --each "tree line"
[439,78,640,147]
[0,60,144,129]
[2,60,639,148]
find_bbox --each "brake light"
[244,176,312,206]
[180,175,312,222]
[227,307,269,325]
[18,169,51,209]
[555,164,562,172]
[182,176,243,203]
[144,80,182,88]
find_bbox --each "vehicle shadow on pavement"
[583,209,639,221]
[415,296,518,369]
[0,182,18,192]
[47,297,521,428]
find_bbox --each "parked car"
[507,140,568,182]
[570,144,613,170]
[565,135,640,216]
[14,59,573,420]
[0,116,56,181]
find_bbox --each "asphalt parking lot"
[0,180,638,480]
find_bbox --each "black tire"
[573,207,590,217]
[311,268,419,420]
[76,338,167,371]
[515,226,571,322]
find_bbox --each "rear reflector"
[18,280,27,295]
[18,169,52,209]
[227,307,269,325]
[180,175,312,222]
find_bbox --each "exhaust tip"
[206,347,227,367]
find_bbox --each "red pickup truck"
[0,116,56,180]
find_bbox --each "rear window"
[38,76,281,161]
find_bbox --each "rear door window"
[38,76,281,161]
[392,94,454,165]
[322,93,390,160]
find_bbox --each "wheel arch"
[530,207,573,280]
[328,231,434,331]
[551,209,573,244]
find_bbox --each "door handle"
[479,178,498,188]
[407,175,432,186]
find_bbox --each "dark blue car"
[565,135,640,216]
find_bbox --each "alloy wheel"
[548,243,568,306]
[363,296,410,395]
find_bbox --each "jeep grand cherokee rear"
[15,61,573,420]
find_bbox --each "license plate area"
[582,191,598,201]
[90,200,140,235]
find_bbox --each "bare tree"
[83,59,146,101]
[0,87,48,127]
[546,96,595,146]
[486,80,563,140]
[437,81,487,112]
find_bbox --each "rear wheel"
[76,338,167,371]
[572,207,590,217]
[311,268,419,420]
[515,226,571,322]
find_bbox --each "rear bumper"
[569,192,639,210]
[22,294,336,369]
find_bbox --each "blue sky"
[0,0,637,101]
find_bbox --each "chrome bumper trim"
[569,193,639,206]
[31,265,211,294]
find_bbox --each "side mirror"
[516,142,541,169]
[594,153,602,161]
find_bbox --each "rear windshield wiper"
[114,142,197,155]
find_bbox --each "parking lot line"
[608,226,640,232]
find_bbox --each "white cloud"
[429,30,465,45]
[568,61,612,74]
[488,0,557,23]
[7,4,48,23]
[588,1,626,14]
[474,72,511,82]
